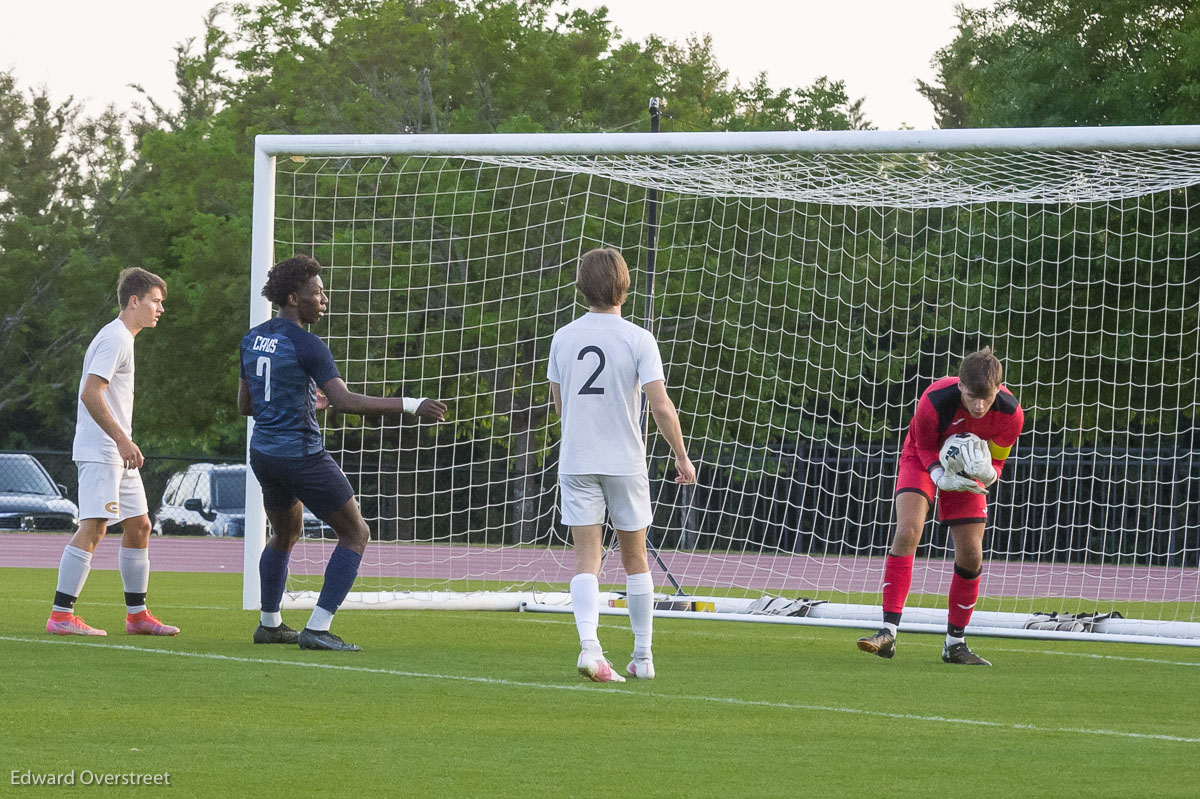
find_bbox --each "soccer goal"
[244,126,1200,646]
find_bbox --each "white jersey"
[72,318,136,464]
[548,312,665,475]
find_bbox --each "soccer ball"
[940,432,985,476]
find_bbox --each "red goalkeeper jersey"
[903,376,1024,477]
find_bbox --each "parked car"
[152,463,330,538]
[0,453,79,532]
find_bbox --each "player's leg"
[608,473,655,679]
[118,470,178,636]
[251,501,305,644]
[616,528,654,679]
[857,485,931,658]
[942,520,990,665]
[561,474,624,682]
[47,463,116,635]
[293,453,365,651]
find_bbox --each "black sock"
[883,611,902,626]
[53,592,78,611]
[125,592,147,609]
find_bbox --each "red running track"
[3,532,1197,603]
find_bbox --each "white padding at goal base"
[518,598,1200,647]
[279,590,1200,645]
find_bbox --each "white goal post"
[244,126,1200,646]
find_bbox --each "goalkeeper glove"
[964,460,997,487]
[960,438,998,486]
[931,466,987,495]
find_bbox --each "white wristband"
[402,397,424,414]
[930,465,946,484]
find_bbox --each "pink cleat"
[46,613,107,636]
[126,610,180,636]
[626,656,656,680]
[577,650,626,683]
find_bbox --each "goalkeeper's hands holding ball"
[933,466,987,495]
[959,437,997,487]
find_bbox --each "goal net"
[244,128,1200,645]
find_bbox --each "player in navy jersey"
[239,255,446,651]
[857,347,1024,665]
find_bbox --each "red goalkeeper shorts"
[895,446,987,527]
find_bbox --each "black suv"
[0,453,79,532]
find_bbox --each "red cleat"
[126,610,180,636]
[46,613,107,636]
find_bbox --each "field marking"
[3,635,1196,745]
[8,601,1199,667]
[986,646,1200,667]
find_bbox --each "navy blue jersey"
[240,318,340,458]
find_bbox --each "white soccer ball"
[940,432,985,476]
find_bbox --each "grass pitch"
[2,567,1197,798]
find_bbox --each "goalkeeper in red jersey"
[857,347,1024,666]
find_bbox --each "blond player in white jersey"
[548,247,696,683]
[46,267,179,637]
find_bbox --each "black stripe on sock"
[53,592,78,610]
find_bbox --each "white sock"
[570,573,601,654]
[946,634,965,648]
[54,546,93,612]
[261,611,283,628]
[883,622,899,636]
[306,606,334,632]
[626,571,654,659]
[119,547,150,613]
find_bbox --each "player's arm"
[237,377,253,416]
[80,373,144,469]
[643,380,696,484]
[320,377,447,420]
[549,382,562,416]
[974,403,1025,484]
[909,396,942,472]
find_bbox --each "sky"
[1,0,992,131]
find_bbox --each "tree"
[919,0,1200,128]
[0,72,122,448]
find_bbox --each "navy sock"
[316,546,363,614]
[259,546,290,614]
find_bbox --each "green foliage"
[921,0,1200,128]
[0,0,864,455]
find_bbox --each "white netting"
[260,142,1200,640]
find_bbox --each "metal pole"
[641,97,683,594]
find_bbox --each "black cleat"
[942,641,991,666]
[298,628,362,652]
[253,623,300,645]
[857,628,896,659]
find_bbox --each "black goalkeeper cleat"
[942,641,991,666]
[856,628,896,659]
[298,628,362,652]
[253,623,300,645]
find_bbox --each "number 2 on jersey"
[577,346,605,395]
[256,356,272,402]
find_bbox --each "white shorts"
[558,473,653,531]
[76,461,148,523]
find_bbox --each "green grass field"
[2,567,1197,798]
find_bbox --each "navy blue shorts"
[249,449,355,523]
